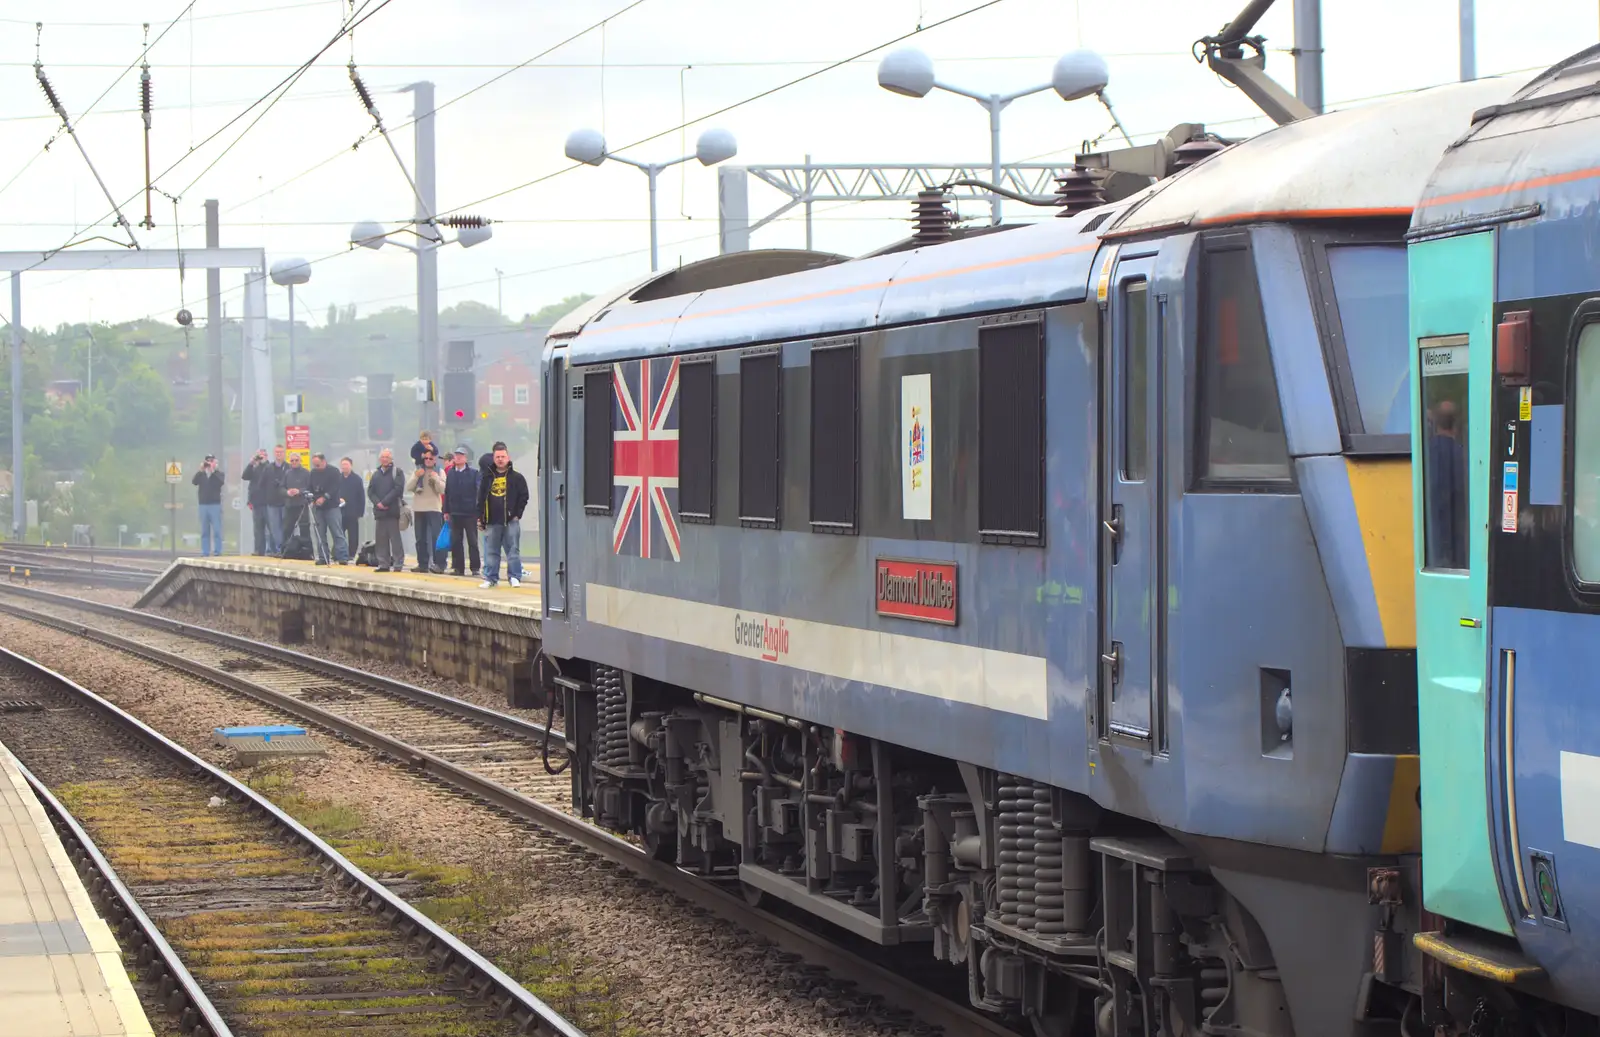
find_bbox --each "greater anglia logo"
[733,613,790,662]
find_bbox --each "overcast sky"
[0,0,1590,334]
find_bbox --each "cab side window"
[1195,239,1292,487]
[1572,323,1600,580]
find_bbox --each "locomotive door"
[1101,256,1161,743]
[543,352,569,615]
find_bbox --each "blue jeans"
[266,506,284,553]
[198,503,223,556]
[311,507,348,563]
[482,521,522,584]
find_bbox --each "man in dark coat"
[191,455,225,557]
[476,441,529,589]
[240,448,280,555]
[367,448,406,572]
[307,453,349,565]
[266,445,289,551]
[443,446,481,576]
[280,457,311,549]
[338,457,365,557]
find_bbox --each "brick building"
[477,357,540,434]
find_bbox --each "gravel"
[0,614,946,1037]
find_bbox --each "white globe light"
[695,128,738,166]
[877,48,935,98]
[1052,50,1109,102]
[456,223,493,248]
[349,221,387,250]
[269,257,312,286]
[564,128,608,166]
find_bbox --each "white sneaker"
[509,577,521,587]
[479,579,495,589]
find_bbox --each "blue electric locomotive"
[1403,45,1600,1032]
[537,77,1522,1036]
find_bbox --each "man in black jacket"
[367,448,405,572]
[266,445,289,551]
[338,457,365,556]
[280,458,311,551]
[476,441,528,589]
[191,455,225,557]
[240,448,279,555]
[443,446,480,576]
[307,453,349,565]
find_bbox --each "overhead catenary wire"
[20,0,399,279]
[35,25,141,249]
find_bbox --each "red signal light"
[454,409,466,419]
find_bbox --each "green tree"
[108,364,174,443]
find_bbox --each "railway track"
[0,583,1019,1037]
[0,643,581,1037]
[0,545,163,589]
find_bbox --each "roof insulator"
[1054,164,1106,217]
[1172,138,1227,174]
[911,188,955,246]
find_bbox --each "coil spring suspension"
[595,665,630,767]
[1199,965,1229,1023]
[997,776,1066,934]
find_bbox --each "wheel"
[741,881,768,908]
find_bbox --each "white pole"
[1459,0,1476,81]
[10,273,20,540]
[988,97,1003,225]
[647,166,660,272]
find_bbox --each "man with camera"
[191,455,225,557]
[241,448,281,555]
[308,453,350,566]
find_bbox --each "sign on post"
[165,460,183,485]
[285,425,311,469]
[282,393,305,415]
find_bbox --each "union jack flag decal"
[612,356,681,561]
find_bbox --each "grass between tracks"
[244,764,639,1036]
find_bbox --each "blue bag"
[436,519,452,552]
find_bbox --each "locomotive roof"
[1412,45,1600,235]
[554,74,1527,367]
[1111,75,1525,238]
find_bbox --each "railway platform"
[137,556,542,704]
[0,741,153,1036]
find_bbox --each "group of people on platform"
[204,430,528,589]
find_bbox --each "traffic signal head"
[367,397,393,441]
[442,371,475,426]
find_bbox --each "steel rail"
[0,567,152,590]
[14,754,235,1037]
[0,642,585,1037]
[0,587,1017,1037]
[0,582,566,745]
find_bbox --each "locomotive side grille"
[739,352,782,524]
[809,340,859,530]
[979,321,1045,542]
[582,369,614,512]
[679,360,716,520]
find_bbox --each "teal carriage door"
[1409,231,1511,934]
[1101,255,1163,743]
[543,352,569,614]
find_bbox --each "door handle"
[555,487,566,504]
[1104,504,1123,565]
[1101,641,1122,685]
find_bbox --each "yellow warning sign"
[1519,386,1533,422]
[165,460,183,484]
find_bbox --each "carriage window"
[1123,281,1150,481]
[1419,335,1470,571]
[810,341,859,530]
[1196,246,1291,485]
[1328,245,1411,436]
[1573,324,1600,581]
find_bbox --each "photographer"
[408,447,445,573]
[307,453,349,566]
[241,448,280,555]
[191,455,225,557]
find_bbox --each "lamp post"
[876,48,1121,225]
[564,128,738,272]
[349,217,492,426]
[495,268,504,319]
[269,258,311,394]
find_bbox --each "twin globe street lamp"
[269,257,311,392]
[876,48,1126,225]
[563,127,738,272]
